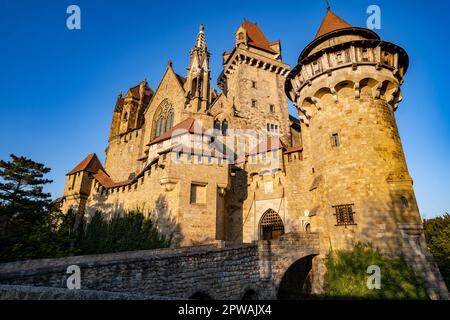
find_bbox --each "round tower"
[286,9,422,255]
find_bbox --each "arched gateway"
[259,209,285,240]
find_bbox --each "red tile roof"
[284,146,303,154]
[248,138,286,156]
[241,20,277,53]
[147,118,210,146]
[67,153,103,175]
[93,168,130,188]
[315,10,351,39]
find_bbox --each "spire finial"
[195,24,207,50]
[326,0,331,11]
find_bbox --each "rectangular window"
[270,104,275,113]
[362,49,369,62]
[333,204,356,226]
[313,61,320,74]
[190,183,207,204]
[331,133,340,147]
[336,53,343,65]
[252,81,257,89]
[252,99,257,108]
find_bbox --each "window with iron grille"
[331,133,340,147]
[333,204,356,226]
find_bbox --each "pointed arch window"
[221,120,228,135]
[213,119,221,133]
[166,112,174,132]
[152,100,174,139]
[123,112,128,121]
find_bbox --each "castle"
[60,9,448,298]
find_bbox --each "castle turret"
[61,153,102,225]
[217,20,291,144]
[185,24,211,113]
[285,8,448,299]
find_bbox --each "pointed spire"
[315,9,351,39]
[195,24,206,50]
[326,0,331,11]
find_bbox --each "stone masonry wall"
[0,234,320,300]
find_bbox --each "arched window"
[214,119,221,133]
[221,120,228,135]
[152,100,174,139]
[156,115,164,137]
[123,112,128,121]
[166,112,174,132]
[238,32,245,40]
[192,78,198,96]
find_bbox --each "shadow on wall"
[87,192,183,248]
[150,194,183,248]
[88,191,125,221]
[224,165,249,242]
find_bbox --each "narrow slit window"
[331,133,340,147]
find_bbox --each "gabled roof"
[114,97,124,112]
[240,20,277,53]
[93,168,130,188]
[174,73,187,87]
[67,153,103,175]
[147,118,210,146]
[315,10,351,39]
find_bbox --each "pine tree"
[0,154,53,261]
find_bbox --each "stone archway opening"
[242,289,259,300]
[277,254,316,300]
[259,209,285,240]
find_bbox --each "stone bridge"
[0,232,319,300]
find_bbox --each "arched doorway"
[277,255,316,300]
[242,289,259,300]
[259,209,285,240]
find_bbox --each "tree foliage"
[323,243,428,299]
[79,211,168,254]
[0,154,58,261]
[0,154,168,263]
[423,213,450,288]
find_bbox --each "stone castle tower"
[285,9,447,298]
[60,9,449,299]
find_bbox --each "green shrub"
[323,243,428,299]
[423,213,450,288]
[79,211,168,254]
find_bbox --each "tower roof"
[67,153,103,175]
[147,118,210,146]
[315,9,351,39]
[240,20,277,53]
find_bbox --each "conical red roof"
[315,10,351,39]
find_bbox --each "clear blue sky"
[0,0,449,219]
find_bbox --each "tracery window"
[152,99,175,139]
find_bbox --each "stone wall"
[0,234,320,300]
[0,284,176,300]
